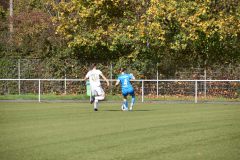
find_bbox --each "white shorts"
[91,86,105,96]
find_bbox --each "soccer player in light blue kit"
[115,68,135,111]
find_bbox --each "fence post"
[157,69,159,98]
[18,59,21,95]
[204,68,207,98]
[142,80,144,102]
[64,74,67,94]
[38,79,41,102]
[110,62,113,94]
[195,80,198,103]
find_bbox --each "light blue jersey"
[117,73,134,97]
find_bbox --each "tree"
[50,0,149,61]
[143,0,240,68]
[0,0,67,60]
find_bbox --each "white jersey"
[85,69,102,87]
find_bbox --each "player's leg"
[121,90,128,111]
[129,89,135,111]
[90,87,98,111]
[90,87,96,104]
[122,96,128,111]
[94,86,105,101]
[129,95,135,111]
[93,87,105,111]
[94,99,99,111]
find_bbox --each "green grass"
[0,94,88,100]
[0,94,239,102]
[0,94,123,101]
[0,102,240,160]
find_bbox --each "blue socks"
[131,96,135,105]
[124,99,128,110]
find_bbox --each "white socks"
[94,99,99,109]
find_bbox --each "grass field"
[0,102,240,160]
[0,94,240,102]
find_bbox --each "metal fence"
[0,79,239,103]
[1,59,240,80]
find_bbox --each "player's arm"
[130,73,135,80]
[83,74,88,81]
[115,79,120,86]
[100,73,110,86]
[82,74,89,86]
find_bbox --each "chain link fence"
[0,58,240,103]
[1,58,240,79]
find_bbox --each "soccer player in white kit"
[84,63,109,111]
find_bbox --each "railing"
[0,79,239,103]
